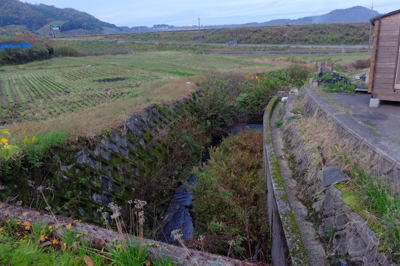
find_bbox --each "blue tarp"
[0,43,32,50]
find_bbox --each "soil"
[0,79,7,108]
[93,77,127,82]
[8,79,20,106]
[16,78,33,102]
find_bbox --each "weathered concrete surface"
[302,87,400,192]
[263,97,309,266]
[282,92,394,265]
[326,93,400,143]
[271,97,325,266]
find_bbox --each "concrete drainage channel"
[266,88,397,265]
[3,87,393,265]
[0,91,310,265]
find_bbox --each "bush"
[194,73,244,138]
[287,63,313,88]
[54,46,79,57]
[352,59,371,69]
[191,129,269,261]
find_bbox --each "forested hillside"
[263,6,379,26]
[0,0,119,33]
[105,23,371,45]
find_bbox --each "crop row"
[0,67,137,124]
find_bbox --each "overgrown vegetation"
[0,217,175,265]
[190,129,269,261]
[294,106,400,263]
[100,23,370,45]
[0,35,79,66]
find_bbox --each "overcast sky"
[23,0,399,27]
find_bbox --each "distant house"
[227,40,238,45]
[369,9,400,103]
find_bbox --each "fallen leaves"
[66,223,72,229]
[39,235,47,242]
[83,255,94,266]
[22,221,30,230]
[52,238,60,244]
[38,241,52,249]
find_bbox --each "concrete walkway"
[326,93,400,144]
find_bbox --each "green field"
[0,52,279,123]
[0,63,161,123]
[0,51,371,143]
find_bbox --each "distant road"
[55,38,369,49]
[203,50,369,54]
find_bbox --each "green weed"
[108,241,148,266]
[191,129,269,261]
[275,119,283,129]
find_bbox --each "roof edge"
[371,9,400,26]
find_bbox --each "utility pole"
[83,22,89,54]
[198,16,201,54]
[368,3,374,51]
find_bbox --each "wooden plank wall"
[370,13,400,101]
[369,21,380,93]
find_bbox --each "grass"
[0,217,177,266]
[2,51,371,145]
[85,23,370,45]
[190,129,269,262]
[295,111,400,262]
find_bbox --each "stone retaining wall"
[301,86,400,192]
[66,94,199,222]
[282,105,390,265]
[0,92,200,224]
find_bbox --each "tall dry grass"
[7,76,200,144]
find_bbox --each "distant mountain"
[0,2,381,37]
[262,6,379,26]
[0,0,119,35]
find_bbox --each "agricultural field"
[0,51,371,143]
[0,65,160,123]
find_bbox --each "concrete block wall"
[301,86,400,192]
[58,94,199,222]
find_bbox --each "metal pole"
[84,22,89,54]
[369,3,374,51]
[198,16,201,54]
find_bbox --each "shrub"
[54,46,79,57]
[287,63,313,88]
[195,73,242,138]
[352,59,371,69]
[0,129,19,161]
[191,129,269,261]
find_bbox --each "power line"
[368,3,373,51]
[198,16,201,54]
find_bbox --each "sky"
[23,0,399,27]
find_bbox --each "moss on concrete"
[264,96,310,265]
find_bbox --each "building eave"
[371,9,400,26]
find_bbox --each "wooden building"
[369,9,400,102]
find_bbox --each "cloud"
[22,0,400,27]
